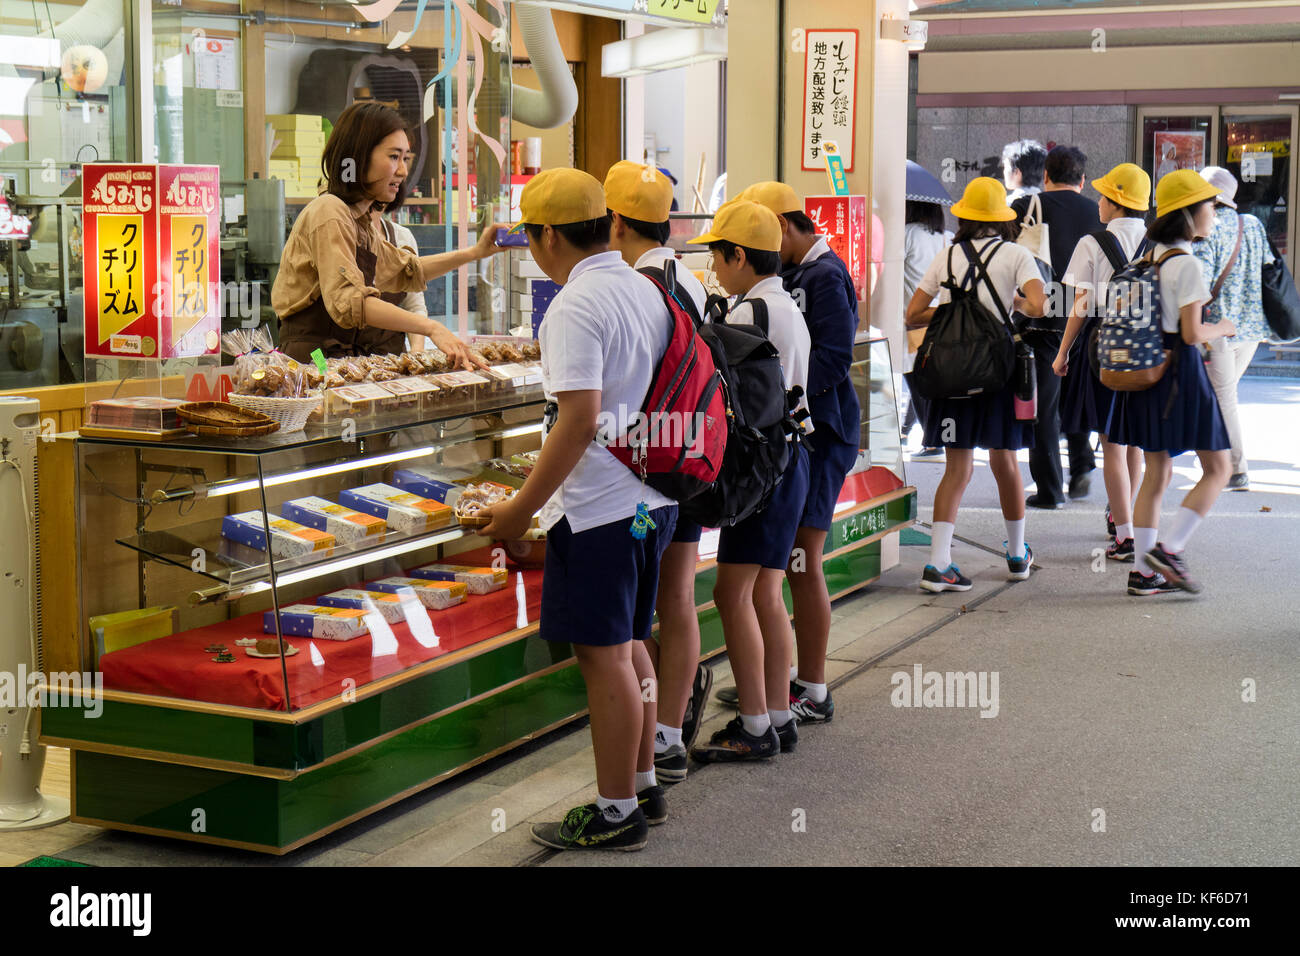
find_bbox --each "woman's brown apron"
[278,233,408,362]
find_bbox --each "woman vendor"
[272,101,507,367]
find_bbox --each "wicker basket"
[227,393,322,433]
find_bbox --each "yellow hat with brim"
[1094,163,1152,212]
[739,181,802,216]
[950,176,1017,222]
[604,160,674,224]
[510,167,606,233]
[1155,169,1222,219]
[687,200,782,252]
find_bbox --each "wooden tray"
[455,512,492,528]
[78,425,191,441]
[177,402,280,437]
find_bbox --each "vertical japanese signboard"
[83,163,220,361]
[802,30,858,172]
[159,164,221,357]
[83,164,158,358]
[805,195,868,302]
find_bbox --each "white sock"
[597,794,639,822]
[740,712,771,737]
[653,723,682,754]
[795,678,828,703]
[1116,522,1134,542]
[789,664,798,680]
[930,521,955,569]
[768,708,793,728]
[1134,527,1158,575]
[1004,517,1026,559]
[634,770,656,792]
[1164,507,1203,553]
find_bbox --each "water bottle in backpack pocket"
[1096,249,1185,392]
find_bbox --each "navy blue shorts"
[800,433,858,532]
[539,505,677,646]
[717,443,810,570]
[672,517,703,543]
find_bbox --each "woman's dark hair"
[952,218,1018,244]
[611,210,670,245]
[1145,200,1210,244]
[1100,195,1145,219]
[524,215,613,251]
[784,210,817,235]
[709,240,780,277]
[1002,139,1047,188]
[1045,145,1088,186]
[906,200,945,234]
[323,102,413,213]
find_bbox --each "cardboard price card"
[159,165,221,357]
[83,164,159,358]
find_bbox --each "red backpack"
[603,260,727,501]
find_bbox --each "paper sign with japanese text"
[159,164,221,358]
[801,30,858,172]
[805,195,868,302]
[83,164,159,358]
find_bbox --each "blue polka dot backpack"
[1096,248,1186,392]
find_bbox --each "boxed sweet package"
[222,511,335,558]
[262,604,368,640]
[408,563,508,595]
[281,497,387,546]
[366,577,468,610]
[339,483,453,534]
[315,588,429,625]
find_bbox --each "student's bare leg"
[713,562,765,717]
[987,449,1025,519]
[573,642,641,800]
[788,526,830,685]
[630,638,657,775]
[1101,435,1136,531]
[1133,451,1172,530]
[644,636,659,671]
[653,541,700,731]
[1181,449,1231,515]
[752,567,794,711]
[933,448,975,523]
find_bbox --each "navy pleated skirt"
[1061,320,1116,435]
[919,380,1035,451]
[1105,333,1229,457]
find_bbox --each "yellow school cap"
[949,176,1016,222]
[604,160,674,223]
[1155,169,1221,218]
[509,167,606,233]
[687,200,782,252]
[738,181,802,216]
[1094,163,1151,212]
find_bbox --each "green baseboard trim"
[19,856,91,867]
[900,527,931,546]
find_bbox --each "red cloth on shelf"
[100,547,543,711]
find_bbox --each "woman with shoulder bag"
[906,177,1047,592]
[1105,171,1236,596]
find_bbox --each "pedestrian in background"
[1105,170,1235,596]
[902,199,951,459]
[1193,165,1276,492]
[906,177,1047,593]
[1002,139,1047,204]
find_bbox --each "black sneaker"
[1145,543,1200,594]
[790,687,835,723]
[530,803,649,851]
[1026,493,1064,510]
[681,663,714,752]
[920,563,972,593]
[653,742,688,784]
[1068,472,1092,500]
[1126,571,1179,596]
[1105,507,1115,538]
[912,446,945,459]
[637,785,667,826]
[715,685,739,708]
[1106,538,1135,562]
[774,718,798,753]
[1005,542,1033,581]
[690,717,779,763]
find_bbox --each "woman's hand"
[1052,350,1069,378]
[1219,319,1237,340]
[474,222,513,260]
[427,322,488,371]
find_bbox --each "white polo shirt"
[1152,241,1209,334]
[801,237,832,265]
[634,246,708,320]
[537,251,675,533]
[1063,217,1147,317]
[917,238,1042,322]
[726,274,812,427]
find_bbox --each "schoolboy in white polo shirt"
[686,200,812,763]
[481,168,677,851]
[603,160,714,784]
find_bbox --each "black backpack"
[679,293,807,528]
[913,240,1016,401]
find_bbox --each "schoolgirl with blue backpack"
[1102,170,1236,595]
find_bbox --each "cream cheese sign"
[801,30,858,172]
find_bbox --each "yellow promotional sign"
[647,0,720,26]
[96,214,145,345]
[1227,140,1290,162]
[170,214,208,340]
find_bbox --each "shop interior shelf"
[116,517,475,595]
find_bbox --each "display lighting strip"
[180,446,440,502]
[496,423,544,441]
[272,527,467,589]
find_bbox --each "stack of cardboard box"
[268,114,326,199]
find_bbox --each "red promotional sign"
[83,163,221,361]
[805,195,869,302]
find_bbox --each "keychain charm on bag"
[629,441,655,540]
